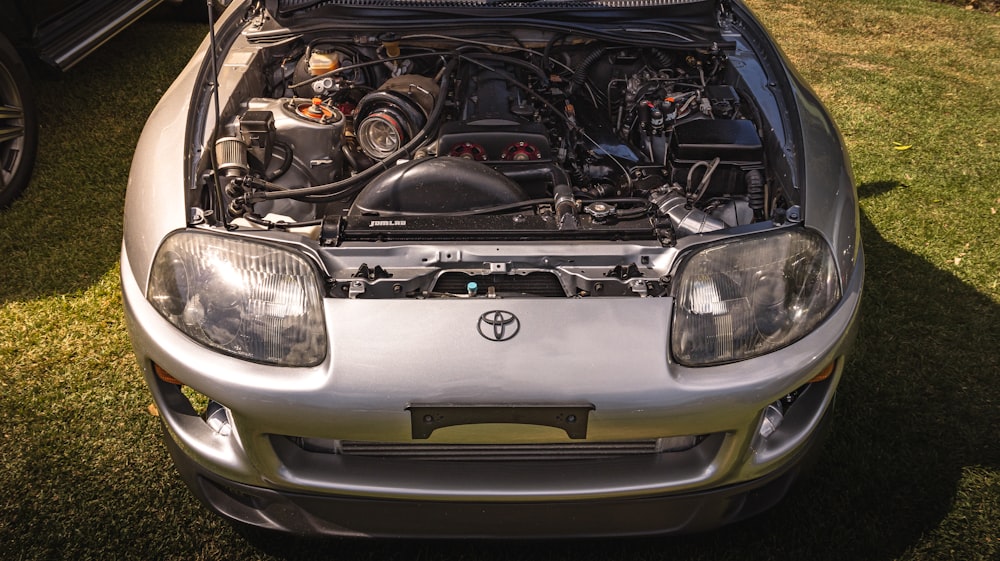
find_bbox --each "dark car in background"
[0,0,225,208]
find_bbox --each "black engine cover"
[349,158,528,215]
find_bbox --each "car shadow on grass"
[237,181,998,560]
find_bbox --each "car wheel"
[0,34,38,209]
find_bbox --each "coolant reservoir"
[308,51,340,75]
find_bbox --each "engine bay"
[201,24,794,251]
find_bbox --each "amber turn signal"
[807,361,837,384]
[153,362,183,386]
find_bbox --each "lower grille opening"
[282,436,707,462]
[433,272,567,297]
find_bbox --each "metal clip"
[348,280,366,299]
[629,279,648,297]
[484,262,510,274]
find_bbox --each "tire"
[0,34,38,209]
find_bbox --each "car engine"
[203,26,788,251]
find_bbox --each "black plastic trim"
[406,404,595,439]
[33,0,164,70]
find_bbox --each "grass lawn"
[1,0,997,559]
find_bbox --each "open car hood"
[260,0,721,21]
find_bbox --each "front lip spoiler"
[166,407,832,538]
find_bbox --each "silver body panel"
[124,245,861,500]
[122,0,864,536]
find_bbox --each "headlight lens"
[147,231,327,366]
[672,228,840,366]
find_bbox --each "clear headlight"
[147,230,327,366]
[672,228,840,366]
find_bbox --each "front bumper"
[122,242,863,536]
[166,408,830,538]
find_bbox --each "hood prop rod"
[205,1,232,229]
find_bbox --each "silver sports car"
[122,0,863,537]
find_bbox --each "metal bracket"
[348,280,365,299]
[483,261,510,274]
[628,278,648,297]
[606,263,643,280]
[354,263,392,281]
[406,404,596,440]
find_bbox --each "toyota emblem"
[477,310,520,342]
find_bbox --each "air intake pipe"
[650,187,725,236]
